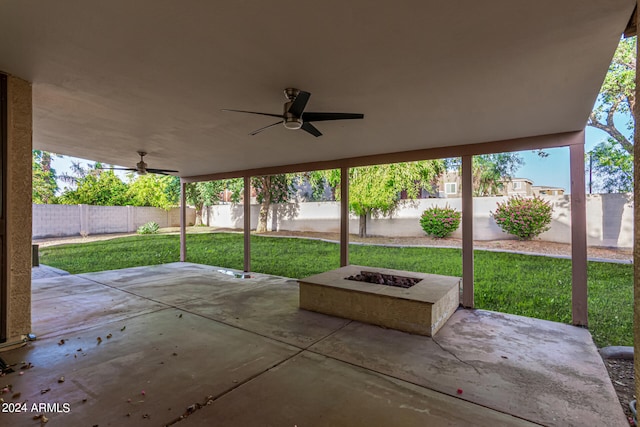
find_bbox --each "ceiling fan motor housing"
[136,160,148,175]
[283,100,302,130]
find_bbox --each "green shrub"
[419,205,461,238]
[137,221,160,235]
[492,196,553,240]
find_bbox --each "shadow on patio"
[1,263,626,426]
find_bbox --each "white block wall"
[205,193,634,248]
[33,205,196,238]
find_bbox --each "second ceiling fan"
[222,88,364,137]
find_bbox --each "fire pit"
[346,271,421,288]
[299,265,460,336]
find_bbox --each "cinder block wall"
[205,194,634,248]
[33,205,195,238]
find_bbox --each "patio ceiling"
[0,1,634,178]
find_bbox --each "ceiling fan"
[222,88,364,137]
[101,151,179,175]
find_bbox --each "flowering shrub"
[492,196,552,240]
[419,205,461,238]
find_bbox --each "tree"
[32,150,58,203]
[587,37,635,192]
[588,141,633,193]
[445,153,524,196]
[588,37,635,155]
[252,175,295,233]
[126,174,180,209]
[184,181,226,226]
[317,161,445,237]
[225,175,295,233]
[57,170,131,206]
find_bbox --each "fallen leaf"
[120,326,126,332]
[58,376,65,383]
[58,339,65,345]
[40,388,51,394]
[12,392,21,399]
[178,314,183,318]
[456,388,463,394]
[106,334,112,339]
[96,337,102,344]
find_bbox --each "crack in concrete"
[431,337,482,376]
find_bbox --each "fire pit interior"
[346,271,421,289]
[299,265,460,336]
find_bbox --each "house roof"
[0,1,634,178]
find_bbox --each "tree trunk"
[358,213,367,238]
[256,192,271,233]
[194,202,204,226]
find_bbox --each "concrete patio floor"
[0,262,626,426]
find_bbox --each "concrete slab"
[77,262,207,288]
[32,278,167,338]
[310,309,627,427]
[178,279,351,348]
[32,275,105,301]
[31,264,70,280]
[1,308,299,427]
[180,351,539,427]
[7,263,625,426]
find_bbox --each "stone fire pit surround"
[298,265,461,336]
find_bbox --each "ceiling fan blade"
[147,168,179,174]
[288,91,311,117]
[302,112,364,122]
[301,122,322,137]
[249,121,282,136]
[221,109,282,118]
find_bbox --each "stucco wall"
[32,205,195,238]
[205,194,634,248]
[6,75,32,342]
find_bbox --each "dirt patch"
[604,359,635,424]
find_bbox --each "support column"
[179,180,186,262]
[2,74,32,346]
[461,155,474,308]
[244,176,251,273]
[340,166,349,267]
[633,1,640,403]
[570,141,588,326]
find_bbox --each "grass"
[39,232,633,348]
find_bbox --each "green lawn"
[39,233,633,348]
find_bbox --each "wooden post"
[179,180,186,262]
[461,155,474,307]
[570,141,588,326]
[244,175,251,273]
[340,166,349,267]
[634,0,640,404]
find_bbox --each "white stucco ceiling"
[0,1,634,178]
